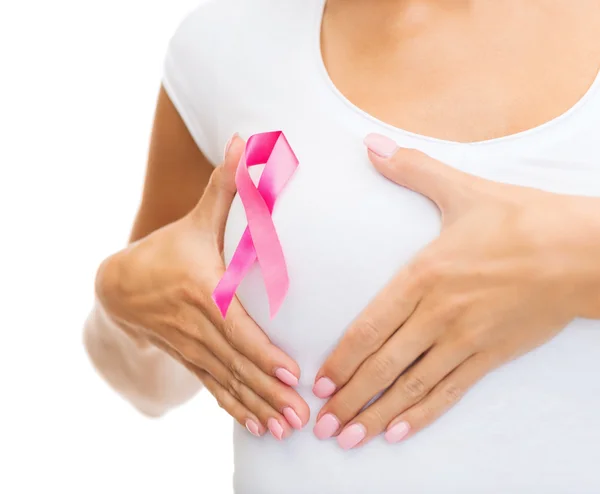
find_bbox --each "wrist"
[564,197,600,319]
[94,251,151,347]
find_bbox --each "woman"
[85,0,600,492]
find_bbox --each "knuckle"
[413,404,435,424]
[178,275,206,306]
[221,319,237,344]
[460,326,488,349]
[330,395,355,419]
[167,313,206,348]
[442,383,464,404]
[402,375,428,399]
[412,256,444,289]
[436,300,464,325]
[228,359,246,382]
[264,386,286,409]
[207,165,227,192]
[365,407,388,430]
[209,165,236,197]
[455,334,479,353]
[226,376,243,401]
[368,353,398,383]
[171,309,198,339]
[351,319,383,349]
[393,148,429,171]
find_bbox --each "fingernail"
[337,423,367,450]
[283,407,303,430]
[223,132,239,158]
[267,418,284,440]
[384,421,411,444]
[313,377,336,398]
[313,413,340,440]
[275,368,299,387]
[364,133,398,158]
[245,419,261,437]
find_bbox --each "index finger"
[204,296,301,387]
[313,263,424,398]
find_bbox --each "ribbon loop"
[212,131,299,318]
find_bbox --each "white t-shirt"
[163,1,600,492]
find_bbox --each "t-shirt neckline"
[312,0,600,147]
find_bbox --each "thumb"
[363,133,481,214]
[192,133,245,234]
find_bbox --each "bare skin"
[86,0,600,444]
[322,0,600,142]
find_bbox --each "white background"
[0,1,233,492]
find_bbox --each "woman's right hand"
[95,135,309,439]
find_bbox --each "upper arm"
[129,86,215,242]
[129,0,246,242]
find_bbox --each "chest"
[223,122,600,376]
[321,1,600,143]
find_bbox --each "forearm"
[83,301,202,417]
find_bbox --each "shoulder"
[166,0,317,73]
[163,0,321,163]
[162,0,239,163]
[165,0,234,64]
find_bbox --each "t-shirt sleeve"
[162,1,225,165]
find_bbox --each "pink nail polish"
[267,418,284,440]
[313,377,336,398]
[384,421,411,444]
[283,407,303,430]
[337,424,367,450]
[245,419,261,437]
[275,368,299,387]
[313,413,340,440]
[363,133,398,158]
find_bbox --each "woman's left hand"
[312,134,600,449]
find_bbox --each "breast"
[225,144,600,494]
[223,144,600,380]
[223,146,442,381]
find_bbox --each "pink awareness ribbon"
[212,131,299,319]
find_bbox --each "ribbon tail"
[266,269,289,319]
[212,228,257,317]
